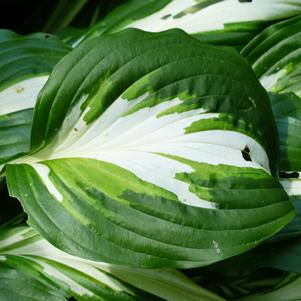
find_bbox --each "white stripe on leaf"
[16,96,269,208]
[31,163,63,202]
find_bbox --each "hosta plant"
[1,1,301,300]
[5,28,294,269]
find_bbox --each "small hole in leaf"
[45,34,51,39]
[242,146,252,162]
[279,171,299,179]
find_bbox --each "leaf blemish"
[15,87,24,93]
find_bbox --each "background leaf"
[76,0,301,49]
[242,15,301,97]
[0,30,70,165]
[0,224,226,301]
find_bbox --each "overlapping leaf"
[0,224,225,301]
[0,30,70,165]
[242,17,301,235]
[269,93,301,236]
[190,235,301,299]
[202,235,301,279]
[242,16,301,171]
[75,0,301,49]
[0,225,157,301]
[235,273,301,301]
[5,29,294,268]
[242,15,301,97]
[270,93,301,172]
[0,262,67,301]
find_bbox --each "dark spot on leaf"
[279,171,299,179]
[45,34,51,39]
[74,128,78,132]
[239,0,252,2]
[162,14,172,20]
[242,146,252,162]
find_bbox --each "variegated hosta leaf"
[6,29,294,268]
[242,15,301,96]
[77,0,301,48]
[0,30,70,165]
[0,225,226,301]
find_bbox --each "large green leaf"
[6,29,294,268]
[75,0,301,49]
[242,15,301,97]
[0,224,225,301]
[0,30,70,165]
